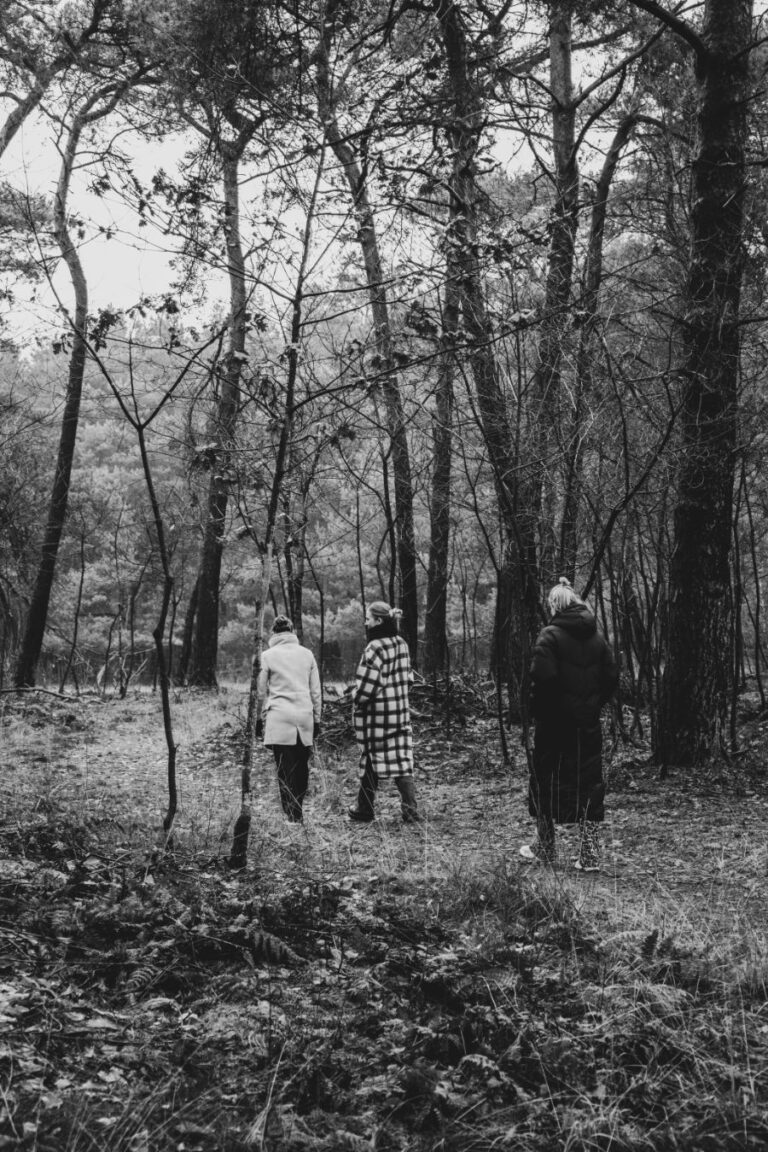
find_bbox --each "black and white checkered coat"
[352,635,414,779]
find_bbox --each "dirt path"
[4,690,767,950]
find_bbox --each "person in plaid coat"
[349,601,421,824]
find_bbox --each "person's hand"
[313,720,322,741]
[255,717,264,739]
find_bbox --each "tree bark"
[14,94,96,689]
[532,0,579,585]
[651,0,753,768]
[423,279,458,675]
[189,144,249,686]
[174,572,199,686]
[314,22,419,662]
[436,0,541,670]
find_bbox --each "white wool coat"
[256,633,322,746]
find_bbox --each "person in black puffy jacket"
[520,578,618,871]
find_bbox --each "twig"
[246,1040,287,1149]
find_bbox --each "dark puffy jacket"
[530,604,618,726]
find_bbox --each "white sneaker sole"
[519,844,554,863]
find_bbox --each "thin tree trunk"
[304,548,325,678]
[742,468,767,707]
[424,278,458,675]
[230,543,272,869]
[230,144,326,867]
[355,488,367,619]
[133,422,178,838]
[561,106,639,575]
[59,531,86,694]
[315,25,419,661]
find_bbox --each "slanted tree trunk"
[314,24,419,662]
[633,0,754,767]
[436,0,541,697]
[15,88,108,689]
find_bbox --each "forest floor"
[2,684,768,1151]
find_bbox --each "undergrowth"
[0,692,767,1150]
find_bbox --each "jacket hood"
[549,603,597,639]
[268,632,299,648]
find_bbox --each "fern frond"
[248,929,304,967]
[125,963,161,995]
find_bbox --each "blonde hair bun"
[548,578,581,614]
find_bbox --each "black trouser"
[272,737,311,821]
[355,757,418,822]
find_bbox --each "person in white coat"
[255,615,322,822]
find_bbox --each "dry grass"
[1,688,768,1150]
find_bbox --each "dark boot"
[520,813,556,863]
[395,776,421,823]
[348,767,376,822]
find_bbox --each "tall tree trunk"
[423,280,459,675]
[647,0,753,768]
[436,0,541,678]
[532,0,579,585]
[315,24,419,662]
[15,94,97,689]
[189,144,249,686]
